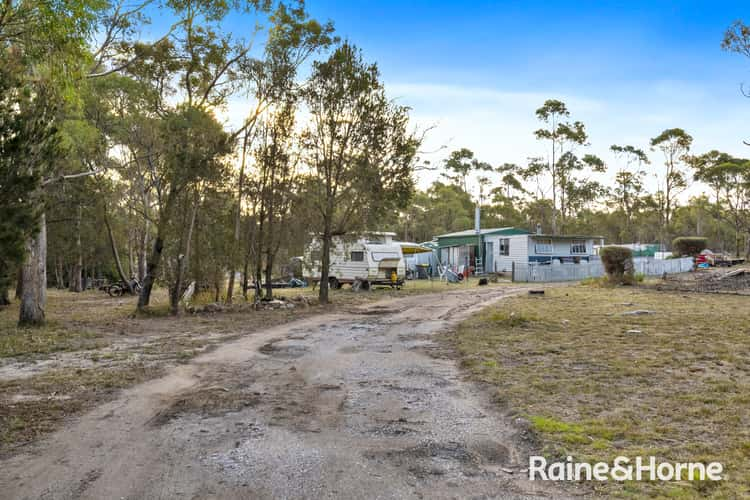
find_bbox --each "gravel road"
[1,286,569,499]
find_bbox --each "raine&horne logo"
[529,456,724,482]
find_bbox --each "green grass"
[452,286,750,498]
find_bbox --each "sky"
[148,1,750,198]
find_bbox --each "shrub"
[599,246,634,284]
[672,237,708,257]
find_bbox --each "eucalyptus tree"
[610,145,649,240]
[441,148,492,193]
[534,99,587,234]
[127,0,272,311]
[2,0,109,325]
[225,3,335,303]
[494,163,525,200]
[722,20,750,145]
[0,63,53,307]
[555,152,606,231]
[691,151,750,256]
[649,128,693,233]
[301,42,419,304]
[250,102,301,300]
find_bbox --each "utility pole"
[475,204,483,276]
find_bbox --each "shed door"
[484,242,494,273]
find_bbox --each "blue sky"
[150,1,750,196]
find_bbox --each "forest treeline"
[1,1,750,326]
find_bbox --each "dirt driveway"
[1,286,567,499]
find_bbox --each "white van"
[304,232,406,289]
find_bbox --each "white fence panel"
[512,257,693,283]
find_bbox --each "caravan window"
[350,251,365,262]
[534,238,553,254]
[371,251,400,261]
[571,240,587,254]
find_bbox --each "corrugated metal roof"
[436,227,529,238]
[532,234,603,240]
[435,227,530,248]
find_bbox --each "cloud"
[387,82,604,113]
[388,79,750,201]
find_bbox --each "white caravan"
[304,232,406,289]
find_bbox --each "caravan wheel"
[328,277,341,290]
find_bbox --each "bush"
[599,246,634,284]
[672,237,708,257]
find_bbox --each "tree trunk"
[55,257,64,289]
[226,139,248,304]
[241,252,250,300]
[104,202,133,293]
[127,226,135,278]
[138,226,148,282]
[0,287,10,306]
[318,219,332,305]
[170,256,185,315]
[137,189,150,283]
[15,266,23,299]
[264,252,274,300]
[225,264,236,303]
[138,233,163,310]
[551,137,558,235]
[69,205,83,292]
[169,198,198,315]
[254,261,262,302]
[19,213,47,326]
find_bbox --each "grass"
[452,285,750,498]
[0,324,102,358]
[186,276,508,309]
[0,364,160,450]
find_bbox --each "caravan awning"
[399,242,433,255]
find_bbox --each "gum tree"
[534,99,587,234]
[301,42,419,304]
[610,144,650,241]
[650,128,692,233]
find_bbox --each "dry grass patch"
[0,364,160,453]
[453,286,750,498]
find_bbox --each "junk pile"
[696,249,745,268]
[660,267,750,294]
[187,295,311,314]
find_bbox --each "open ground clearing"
[0,284,574,499]
[453,284,750,498]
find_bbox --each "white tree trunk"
[19,213,47,326]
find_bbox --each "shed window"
[350,251,365,262]
[535,238,553,254]
[571,240,587,254]
[499,238,510,256]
